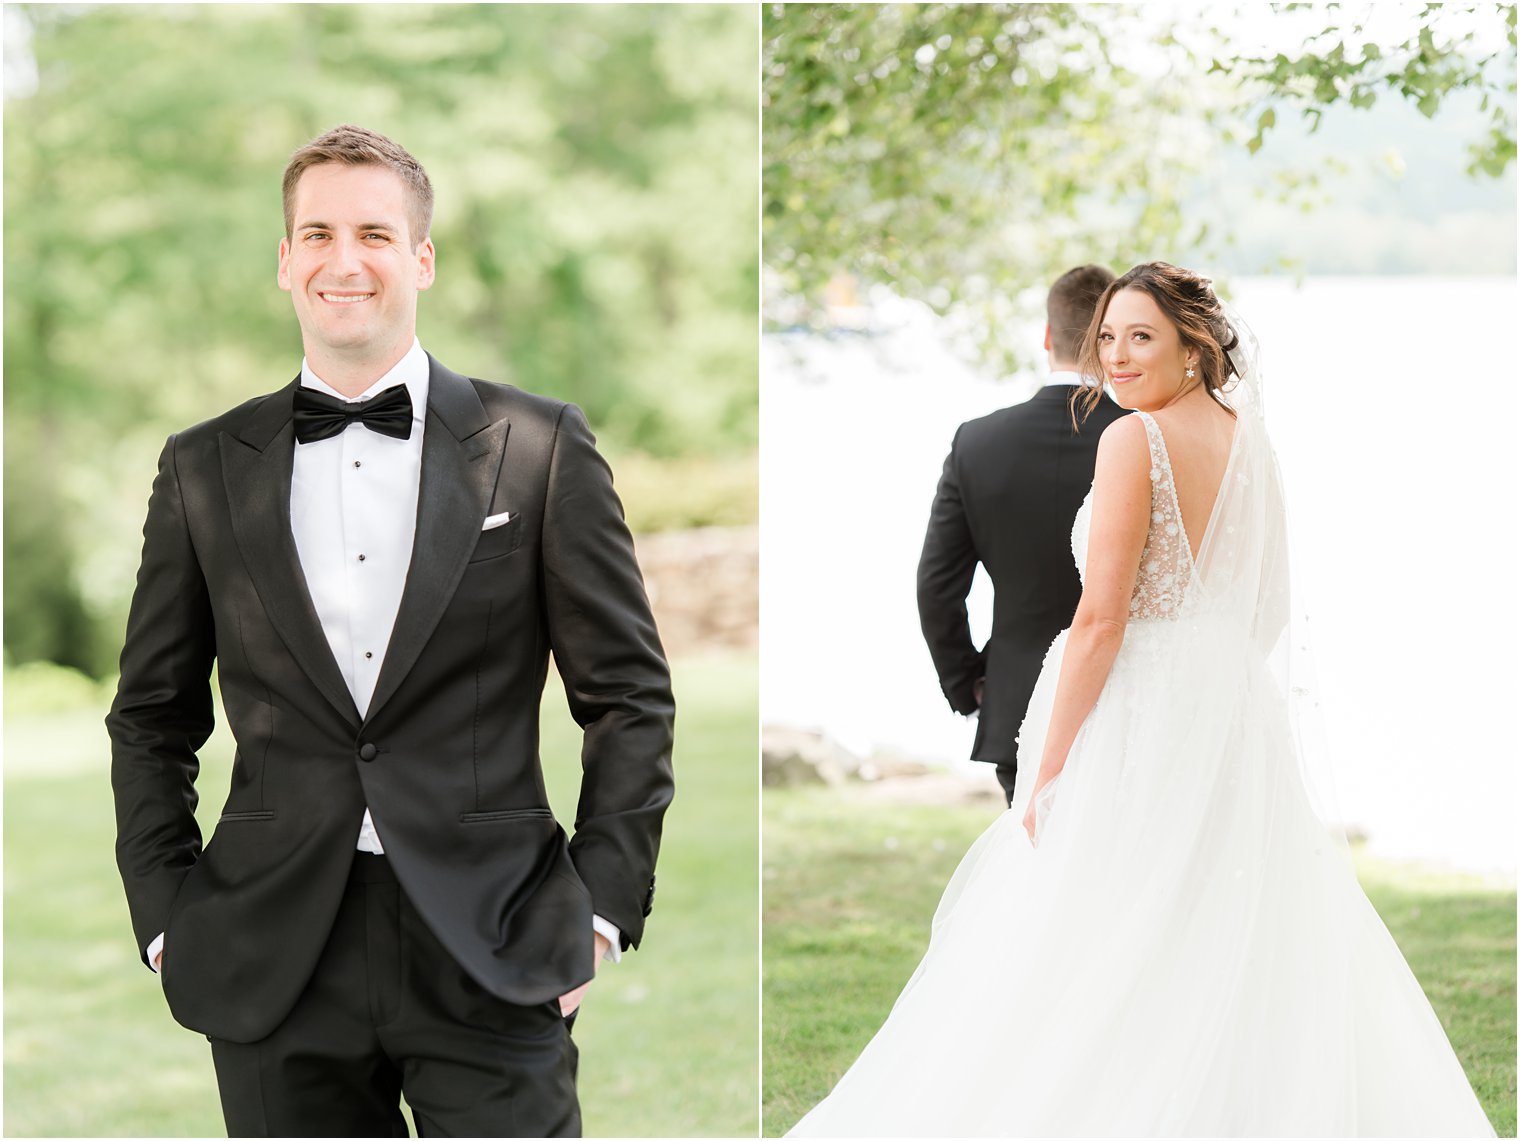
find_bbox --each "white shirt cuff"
[592,915,622,963]
[146,931,165,973]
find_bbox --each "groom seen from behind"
[917,265,1126,806]
[108,124,674,1137]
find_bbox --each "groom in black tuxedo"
[108,125,674,1137]
[917,265,1125,806]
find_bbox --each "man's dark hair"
[1047,264,1116,364]
[282,124,433,247]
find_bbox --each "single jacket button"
[358,742,378,762]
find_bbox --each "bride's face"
[1096,287,1198,410]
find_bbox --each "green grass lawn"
[763,785,1516,1138]
[4,650,759,1138]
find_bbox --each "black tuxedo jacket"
[916,384,1127,777]
[108,355,674,1044]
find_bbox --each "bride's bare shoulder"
[1093,413,1150,484]
[1095,411,1148,455]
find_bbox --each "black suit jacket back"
[109,358,674,1043]
[917,385,1127,774]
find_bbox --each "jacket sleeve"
[916,428,985,715]
[540,403,675,951]
[106,434,217,967]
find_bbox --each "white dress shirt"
[149,339,617,970]
[291,340,428,850]
[1043,369,1086,386]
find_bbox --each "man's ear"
[277,237,292,292]
[1043,324,1053,353]
[415,237,436,292]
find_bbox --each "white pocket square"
[481,511,513,531]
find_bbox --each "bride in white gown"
[787,263,1496,1138]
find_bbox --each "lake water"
[761,275,1517,875]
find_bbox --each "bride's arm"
[1027,415,1151,800]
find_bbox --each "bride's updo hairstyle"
[1072,261,1241,424]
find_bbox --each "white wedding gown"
[788,406,1496,1137]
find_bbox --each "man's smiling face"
[277,162,435,370]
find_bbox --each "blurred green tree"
[764,3,1208,367]
[763,2,1514,359]
[4,3,758,674]
[1233,2,1515,176]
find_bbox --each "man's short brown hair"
[281,124,434,247]
[1047,264,1116,364]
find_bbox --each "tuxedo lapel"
[365,358,508,725]
[219,379,361,728]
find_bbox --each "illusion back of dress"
[1070,410,1200,623]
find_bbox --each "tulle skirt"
[787,621,1496,1137]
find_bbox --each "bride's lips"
[1110,371,1140,384]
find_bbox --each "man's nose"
[330,234,365,275]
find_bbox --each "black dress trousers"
[207,854,580,1138]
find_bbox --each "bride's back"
[1144,395,1237,561]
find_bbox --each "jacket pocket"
[459,807,554,824]
[216,810,275,823]
[467,512,525,564]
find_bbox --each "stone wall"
[634,525,757,656]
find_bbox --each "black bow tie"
[293,384,414,444]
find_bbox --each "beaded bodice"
[1070,411,1195,622]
